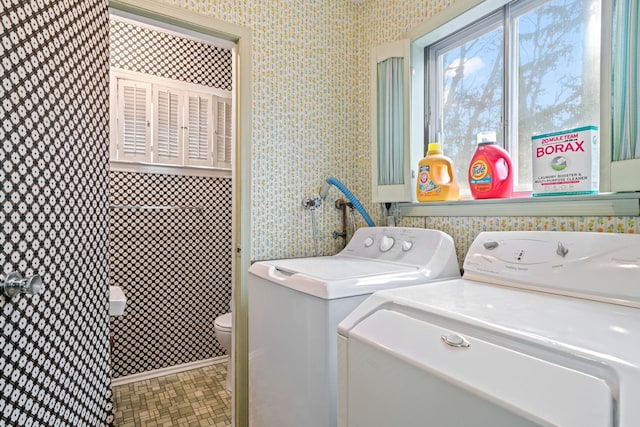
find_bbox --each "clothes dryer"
[338,231,640,427]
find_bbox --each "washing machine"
[248,227,461,427]
[338,231,640,427]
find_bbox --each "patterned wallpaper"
[110,18,232,90]
[162,0,639,262]
[1,0,113,425]
[159,0,456,260]
[109,172,232,378]
[2,1,634,425]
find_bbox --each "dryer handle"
[441,333,470,348]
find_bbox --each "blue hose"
[323,177,375,227]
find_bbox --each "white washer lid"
[268,256,415,280]
[215,312,232,330]
[248,256,436,299]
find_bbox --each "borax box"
[532,125,599,196]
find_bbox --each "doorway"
[108,1,252,426]
[108,9,234,378]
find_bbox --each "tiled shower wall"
[109,172,232,378]
[108,19,233,377]
[1,0,113,425]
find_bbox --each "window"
[110,70,233,170]
[372,0,640,214]
[425,0,602,195]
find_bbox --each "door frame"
[108,2,252,425]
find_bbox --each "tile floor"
[112,362,232,427]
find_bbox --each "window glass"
[430,18,504,193]
[513,0,601,188]
[426,0,601,194]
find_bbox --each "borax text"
[536,140,584,158]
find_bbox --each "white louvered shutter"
[214,96,232,169]
[117,79,151,162]
[154,86,183,165]
[185,92,213,166]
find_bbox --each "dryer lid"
[338,278,640,368]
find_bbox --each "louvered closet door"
[214,96,233,169]
[154,86,183,165]
[185,92,213,167]
[117,79,151,162]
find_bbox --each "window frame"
[425,9,507,192]
[109,68,233,174]
[388,0,632,216]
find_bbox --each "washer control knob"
[402,241,413,252]
[379,236,395,252]
[363,237,374,248]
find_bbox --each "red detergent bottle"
[468,132,513,199]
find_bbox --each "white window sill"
[109,160,232,178]
[399,192,640,217]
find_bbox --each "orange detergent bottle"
[416,142,460,202]
[468,132,513,199]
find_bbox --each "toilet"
[214,312,233,391]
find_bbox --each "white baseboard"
[110,356,229,387]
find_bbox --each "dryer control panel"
[463,231,640,307]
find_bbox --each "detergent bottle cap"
[427,142,442,154]
[477,131,497,145]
